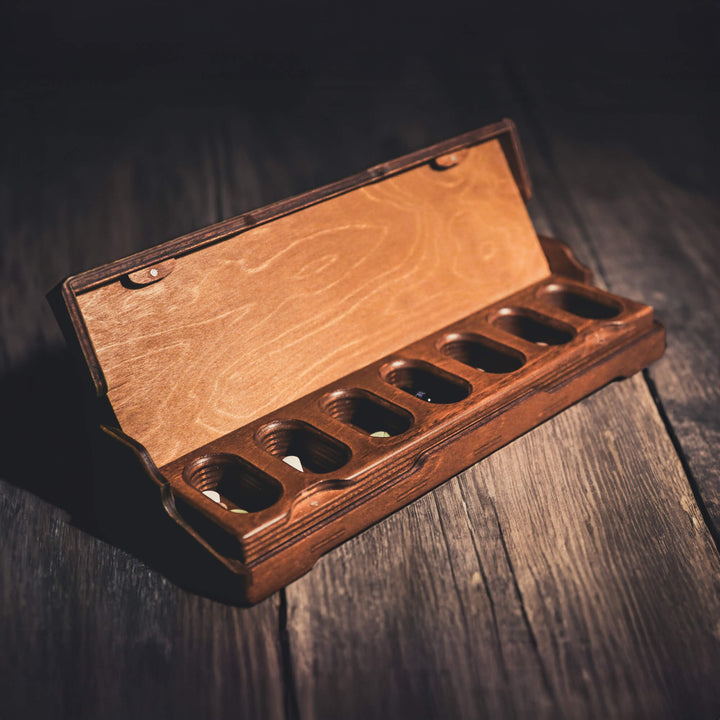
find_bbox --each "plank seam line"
[278,589,301,720]
[454,476,510,683]
[430,490,493,698]
[642,368,720,553]
[486,494,560,709]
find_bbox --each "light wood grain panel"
[75,139,550,467]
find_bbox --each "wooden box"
[50,120,665,604]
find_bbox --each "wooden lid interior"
[73,137,550,466]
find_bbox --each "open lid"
[59,119,551,467]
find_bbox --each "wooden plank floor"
[2,9,720,718]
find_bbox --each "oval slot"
[183,453,283,513]
[255,420,351,474]
[540,284,622,319]
[440,333,525,373]
[492,309,575,346]
[320,389,413,437]
[380,360,471,404]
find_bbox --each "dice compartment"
[319,389,414,438]
[50,120,665,603]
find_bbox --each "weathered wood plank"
[0,484,285,720]
[475,375,720,716]
[285,375,720,719]
[274,62,720,718]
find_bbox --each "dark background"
[2,0,717,355]
[2,0,718,523]
[1,1,719,718]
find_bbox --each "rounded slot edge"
[182,453,283,513]
[319,388,414,437]
[254,420,352,474]
[538,283,622,320]
[490,307,576,346]
[379,358,471,404]
[439,332,525,373]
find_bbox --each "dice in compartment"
[255,420,351,474]
[182,453,283,513]
[380,359,471,404]
[320,388,413,437]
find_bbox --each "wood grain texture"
[274,61,720,720]
[2,16,720,719]
[74,139,549,467]
[285,374,720,719]
[150,266,663,604]
[502,58,720,537]
[0,482,285,720]
[0,105,287,720]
